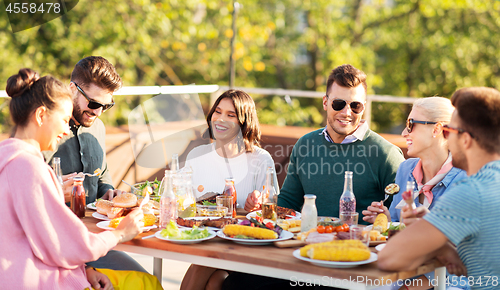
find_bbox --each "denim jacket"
[388,158,467,222]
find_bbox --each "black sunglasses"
[72,81,114,111]
[442,124,472,139]
[331,99,365,114]
[405,118,437,133]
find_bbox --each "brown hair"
[326,64,367,96]
[203,90,261,152]
[7,68,72,128]
[451,87,500,154]
[70,56,122,92]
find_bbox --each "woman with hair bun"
[0,68,162,289]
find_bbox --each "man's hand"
[61,173,78,203]
[85,267,114,290]
[436,243,467,277]
[401,205,429,226]
[102,189,126,201]
[244,190,262,212]
[362,201,390,223]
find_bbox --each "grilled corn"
[142,213,157,227]
[373,213,388,233]
[308,245,370,261]
[223,224,278,239]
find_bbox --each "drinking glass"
[216,196,233,218]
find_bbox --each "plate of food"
[96,221,157,231]
[217,224,294,245]
[293,249,378,268]
[92,212,110,221]
[176,216,240,232]
[87,202,97,210]
[246,207,301,220]
[155,228,217,244]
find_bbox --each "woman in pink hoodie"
[0,69,161,289]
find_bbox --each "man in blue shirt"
[379,87,500,290]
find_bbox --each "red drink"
[71,176,86,218]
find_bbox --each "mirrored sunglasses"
[72,81,114,111]
[331,99,365,114]
[406,118,437,133]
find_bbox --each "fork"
[81,172,100,177]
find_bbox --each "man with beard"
[379,87,500,289]
[43,56,147,272]
[276,64,404,219]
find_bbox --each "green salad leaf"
[160,221,210,240]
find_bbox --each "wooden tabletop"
[82,209,442,288]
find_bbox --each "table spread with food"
[83,182,446,290]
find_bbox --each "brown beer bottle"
[71,176,86,218]
[222,178,237,218]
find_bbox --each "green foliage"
[1,0,500,133]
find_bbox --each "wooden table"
[83,211,446,290]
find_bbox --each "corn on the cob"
[307,244,371,261]
[109,217,125,228]
[142,213,157,227]
[373,213,388,233]
[223,224,278,239]
[299,240,368,257]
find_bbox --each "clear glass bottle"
[171,153,179,173]
[53,157,63,186]
[159,170,177,228]
[301,194,318,232]
[404,181,417,210]
[71,176,86,218]
[222,178,237,218]
[339,171,356,214]
[177,171,197,218]
[262,167,278,221]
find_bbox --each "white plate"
[293,249,378,268]
[92,212,110,221]
[246,210,301,220]
[375,244,386,252]
[87,202,97,210]
[154,229,216,244]
[96,221,157,231]
[217,229,293,245]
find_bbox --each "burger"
[107,193,138,219]
[96,200,113,216]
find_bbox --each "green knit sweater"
[278,128,404,221]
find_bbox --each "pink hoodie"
[0,138,119,289]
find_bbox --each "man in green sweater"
[278,64,405,219]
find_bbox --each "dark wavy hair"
[451,87,500,154]
[6,68,72,131]
[70,56,122,92]
[326,64,367,95]
[203,90,261,152]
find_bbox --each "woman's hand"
[102,189,126,200]
[244,190,262,212]
[113,208,144,243]
[362,201,390,223]
[400,205,429,226]
[85,267,114,290]
[61,173,77,203]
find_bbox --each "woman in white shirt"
[185,89,275,211]
[181,90,276,290]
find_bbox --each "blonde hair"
[412,97,454,123]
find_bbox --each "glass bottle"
[404,181,417,210]
[262,167,278,221]
[177,171,197,218]
[301,194,318,232]
[339,171,356,214]
[159,170,177,228]
[222,178,237,218]
[171,153,179,173]
[70,176,86,218]
[53,157,63,186]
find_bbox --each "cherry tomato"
[265,222,274,230]
[325,226,333,233]
[317,225,325,233]
[342,224,349,232]
[334,226,342,232]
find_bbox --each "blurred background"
[1,0,499,135]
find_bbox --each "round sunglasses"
[331,99,365,114]
[72,81,115,111]
[405,118,437,133]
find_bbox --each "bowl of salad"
[133,179,161,202]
